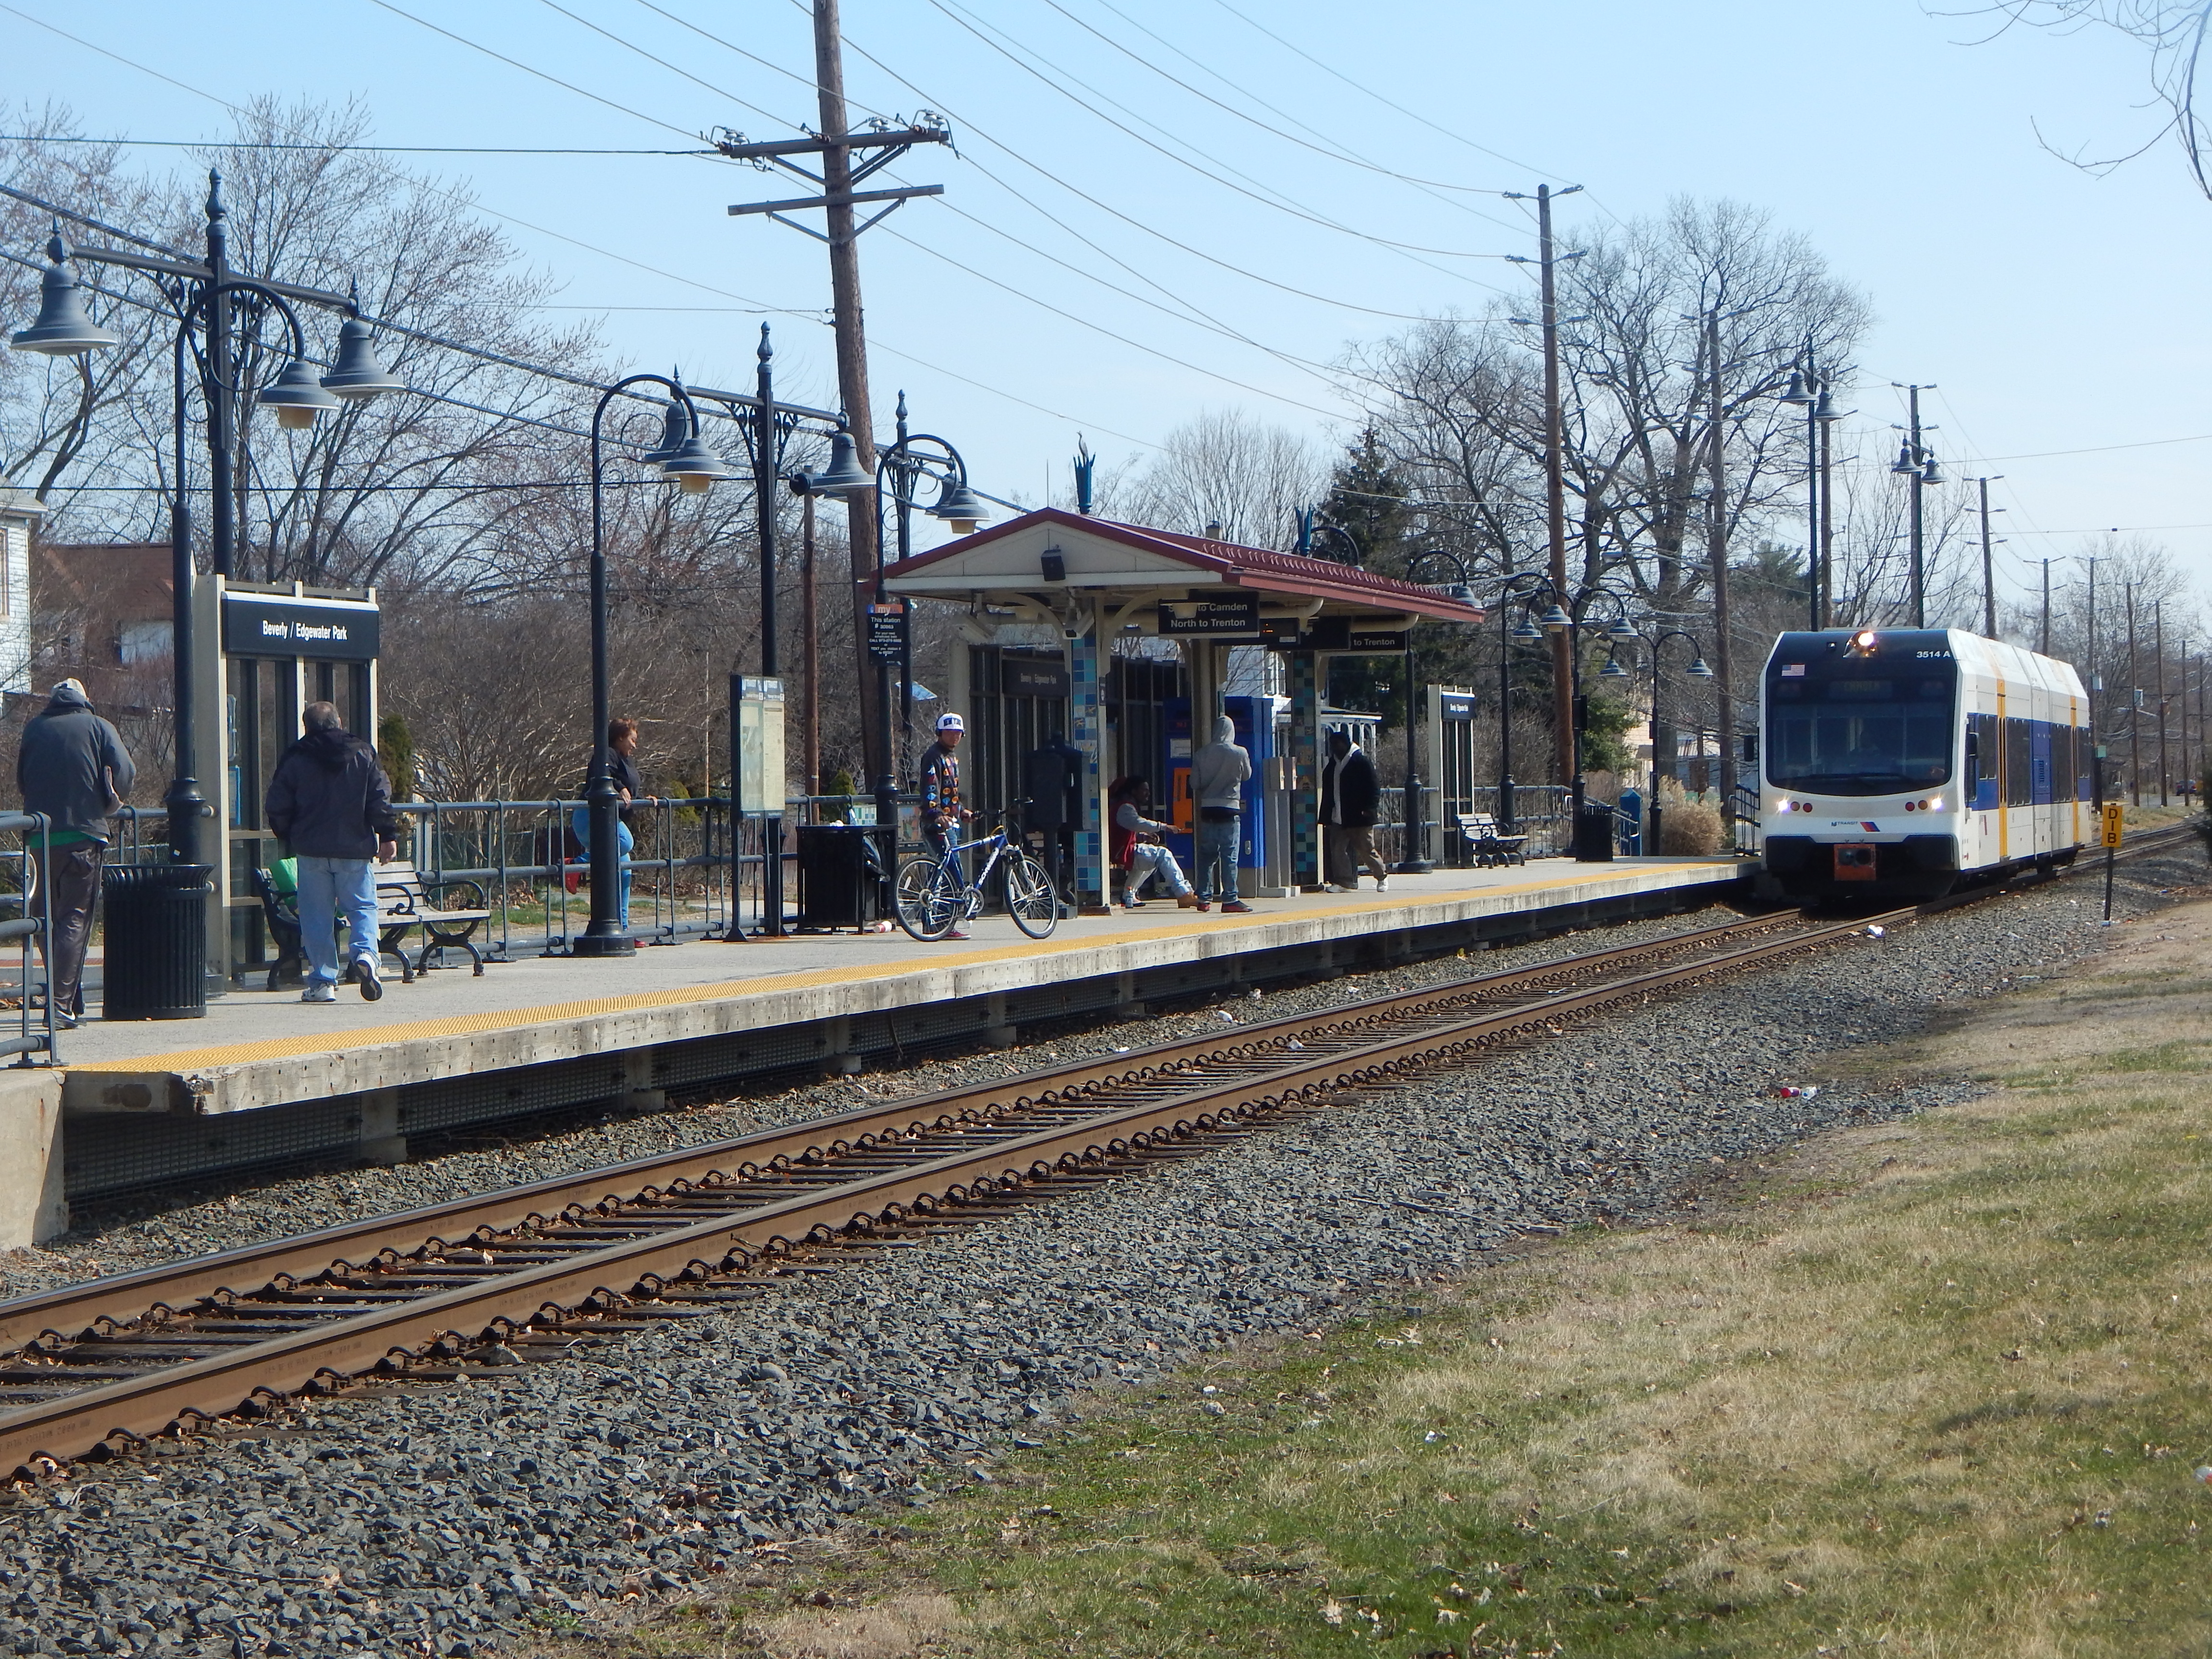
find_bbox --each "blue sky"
[5,0,2209,613]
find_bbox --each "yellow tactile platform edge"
[67,862,1730,1076]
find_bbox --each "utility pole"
[1706,309,1738,837]
[2157,600,2170,805]
[2088,557,2103,809]
[2126,580,2141,805]
[1973,475,2002,637]
[2040,557,2051,655]
[801,491,819,797]
[1503,181,1583,798]
[721,2,950,795]
[1818,380,1837,628]
[1898,385,1933,628]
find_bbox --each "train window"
[1764,668,1956,795]
[2005,718,2032,807]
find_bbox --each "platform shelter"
[882,509,1484,906]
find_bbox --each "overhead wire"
[530,0,804,133]
[0,134,724,155]
[1037,0,1523,220]
[922,0,1512,281]
[786,2,1443,320]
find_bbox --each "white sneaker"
[301,983,337,1004]
[1322,883,1352,894]
[1375,875,1390,892]
[350,958,383,1001]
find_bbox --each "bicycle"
[893,806,1059,941]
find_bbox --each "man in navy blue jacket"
[267,703,399,1003]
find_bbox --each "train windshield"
[1766,663,1956,795]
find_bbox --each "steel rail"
[0,906,1810,1358]
[0,907,1893,1475]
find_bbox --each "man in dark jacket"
[1319,728,1388,893]
[266,702,399,1003]
[17,679,134,1023]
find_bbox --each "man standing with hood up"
[17,678,133,1026]
[266,702,399,1003]
[1189,713,1253,912]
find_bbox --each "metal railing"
[0,815,57,1063]
[1373,784,1577,866]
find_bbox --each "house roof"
[881,508,1484,626]
[35,542,174,622]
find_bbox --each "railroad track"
[0,828,2194,1478]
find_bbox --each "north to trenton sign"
[221,593,380,661]
[1158,596,1260,637]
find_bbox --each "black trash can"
[101,862,212,1020]
[796,825,883,931]
[1572,801,1617,864]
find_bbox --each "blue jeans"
[296,855,378,987]
[571,809,635,927]
[1194,815,1239,902]
[1128,842,1190,899]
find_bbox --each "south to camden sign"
[222,593,380,661]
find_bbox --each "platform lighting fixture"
[1920,453,1945,486]
[1511,616,1544,642]
[8,233,120,354]
[927,476,991,534]
[813,424,877,495]
[320,313,407,400]
[660,431,736,494]
[1599,652,1628,678]
[1688,657,1715,678]
[1606,616,1640,644]
[1539,603,1573,632]
[1890,441,1918,477]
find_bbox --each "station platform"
[39,856,1747,1207]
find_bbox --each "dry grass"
[578,900,2212,1658]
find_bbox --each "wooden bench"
[1458,811,1529,868]
[249,862,490,990]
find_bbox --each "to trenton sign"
[221,593,380,661]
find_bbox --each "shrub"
[1656,779,1722,855]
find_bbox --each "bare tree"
[1122,408,1326,547]
[1966,2,2212,196]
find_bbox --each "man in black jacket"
[17,679,134,1024]
[1319,728,1388,893]
[266,702,399,1003]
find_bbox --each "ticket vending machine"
[1224,693,1274,898]
[195,577,380,984]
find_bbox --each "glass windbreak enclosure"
[1766,664,1957,795]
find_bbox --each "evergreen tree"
[1315,427,1412,571]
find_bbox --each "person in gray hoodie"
[17,679,134,1024]
[1188,713,1253,911]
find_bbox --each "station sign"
[1003,657,1070,697]
[1159,596,1261,637]
[866,600,909,665]
[1438,692,1477,721]
[221,592,379,661]
[1292,617,1407,653]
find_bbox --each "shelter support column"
[1291,650,1322,890]
[1071,617,1108,911]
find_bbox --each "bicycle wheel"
[893,856,963,941]
[1004,851,1060,939]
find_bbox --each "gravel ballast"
[0,852,2198,1657]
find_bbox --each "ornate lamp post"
[11,173,405,880]
[575,374,733,957]
[1777,350,1847,630]
[1604,626,1714,854]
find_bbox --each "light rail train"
[1757,627,2091,901]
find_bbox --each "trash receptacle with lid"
[1571,801,1617,864]
[102,862,212,1020]
[796,825,884,931]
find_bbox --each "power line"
[1202,0,1557,178]
[530,0,803,133]
[0,133,721,156]
[922,0,1513,278]
[359,0,707,144]
[1035,0,1523,220]
[813,7,1444,320]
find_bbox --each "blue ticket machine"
[1225,693,1273,890]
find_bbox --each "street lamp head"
[1605,615,1640,643]
[660,432,735,494]
[927,476,991,535]
[1686,656,1715,679]
[1599,652,1628,679]
[1889,440,1918,477]
[1510,616,1544,642]
[1811,387,1844,423]
[9,234,119,356]
[811,425,877,494]
[1539,602,1573,633]
[1920,454,1944,485]
[320,315,405,400]
[259,358,343,429]
[1778,368,1811,406]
